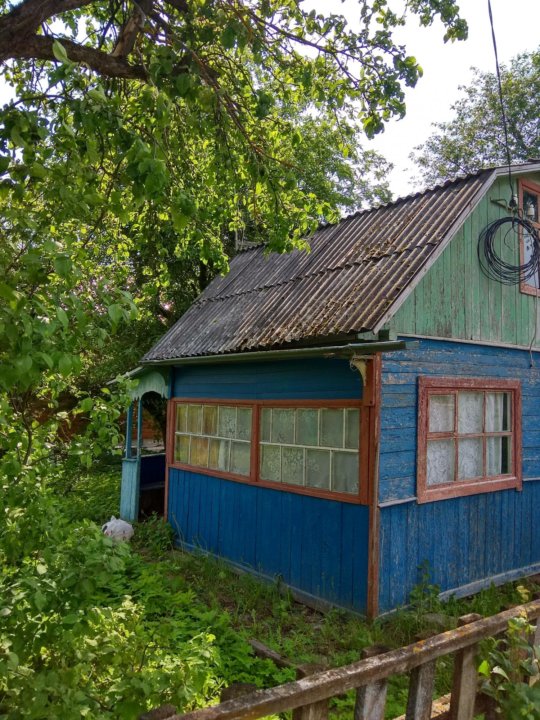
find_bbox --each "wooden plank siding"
[378,338,540,612]
[391,174,540,348]
[167,357,370,612]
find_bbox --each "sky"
[350,0,540,197]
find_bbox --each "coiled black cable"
[478,216,540,285]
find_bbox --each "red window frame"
[167,397,370,504]
[417,377,522,503]
[519,178,540,297]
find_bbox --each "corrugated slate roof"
[143,169,494,362]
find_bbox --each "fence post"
[405,659,436,720]
[292,663,328,720]
[353,645,390,720]
[448,613,482,720]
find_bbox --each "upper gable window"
[520,179,540,295]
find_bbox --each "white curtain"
[486,393,505,475]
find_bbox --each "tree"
[412,49,540,186]
[0,2,471,714]
[0,1,468,398]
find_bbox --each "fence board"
[152,599,540,720]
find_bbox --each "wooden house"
[130,162,540,616]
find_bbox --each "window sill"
[519,281,540,297]
[417,475,521,504]
[168,461,365,504]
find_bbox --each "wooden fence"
[142,598,540,720]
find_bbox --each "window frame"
[417,376,522,504]
[167,397,369,504]
[519,178,540,297]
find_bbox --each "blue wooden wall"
[378,339,540,612]
[168,358,369,612]
[172,357,363,400]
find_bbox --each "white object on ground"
[101,516,134,541]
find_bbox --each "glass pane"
[296,408,319,446]
[218,406,236,438]
[345,409,360,450]
[260,408,271,442]
[230,441,251,476]
[487,436,512,476]
[458,392,483,434]
[236,408,252,441]
[260,444,281,482]
[209,438,230,471]
[332,451,359,494]
[271,409,295,444]
[458,438,483,479]
[524,190,538,222]
[202,405,217,436]
[187,404,202,434]
[320,408,343,448]
[306,449,331,490]
[429,395,455,433]
[175,434,189,463]
[190,436,209,467]
[427,438,455,485]
[282,447,304,485]
[523,227,540,288]
[486,393,511,432]
[176,405,187,432]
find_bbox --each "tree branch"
[3,34,148,80]
[112,0,153,58]
[0,0,96,40]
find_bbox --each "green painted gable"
[391,173,540,349]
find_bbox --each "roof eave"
[141,339,418,366]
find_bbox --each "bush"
[0,474,288,719]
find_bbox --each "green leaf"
[221,25,237,49]
[29,162,47,179]
[36,562,47,575]
[0,155,10,173]
[34,590,46,612]
[171,208,190,231]
[108,303,123,324]
[79,397,94,412]
[57,307,69,329]
[478,660,490,677]
[58,354,72,376]
[0,282,16,301]
[52,40,70,64]
[54,254,72,278]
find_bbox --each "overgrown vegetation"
[3,465,535,719]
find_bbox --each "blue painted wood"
[378,338,540,611]
[120,458,139,521]
[168,469,370,612]
[125,403,133,458]
[173,358,363,400]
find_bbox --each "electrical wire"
[487,0,513,199]
[478,216,540,285]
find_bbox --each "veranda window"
[174,402,253,477]
[259,406,360,494]
[417,377,521,503]
[170,399,365,501]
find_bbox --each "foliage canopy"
[412,49,540,186]
[0,3,470,714]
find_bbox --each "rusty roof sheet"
[143,169,493,362]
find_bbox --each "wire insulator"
[478,216,540,285]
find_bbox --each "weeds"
[56,467,540,719]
